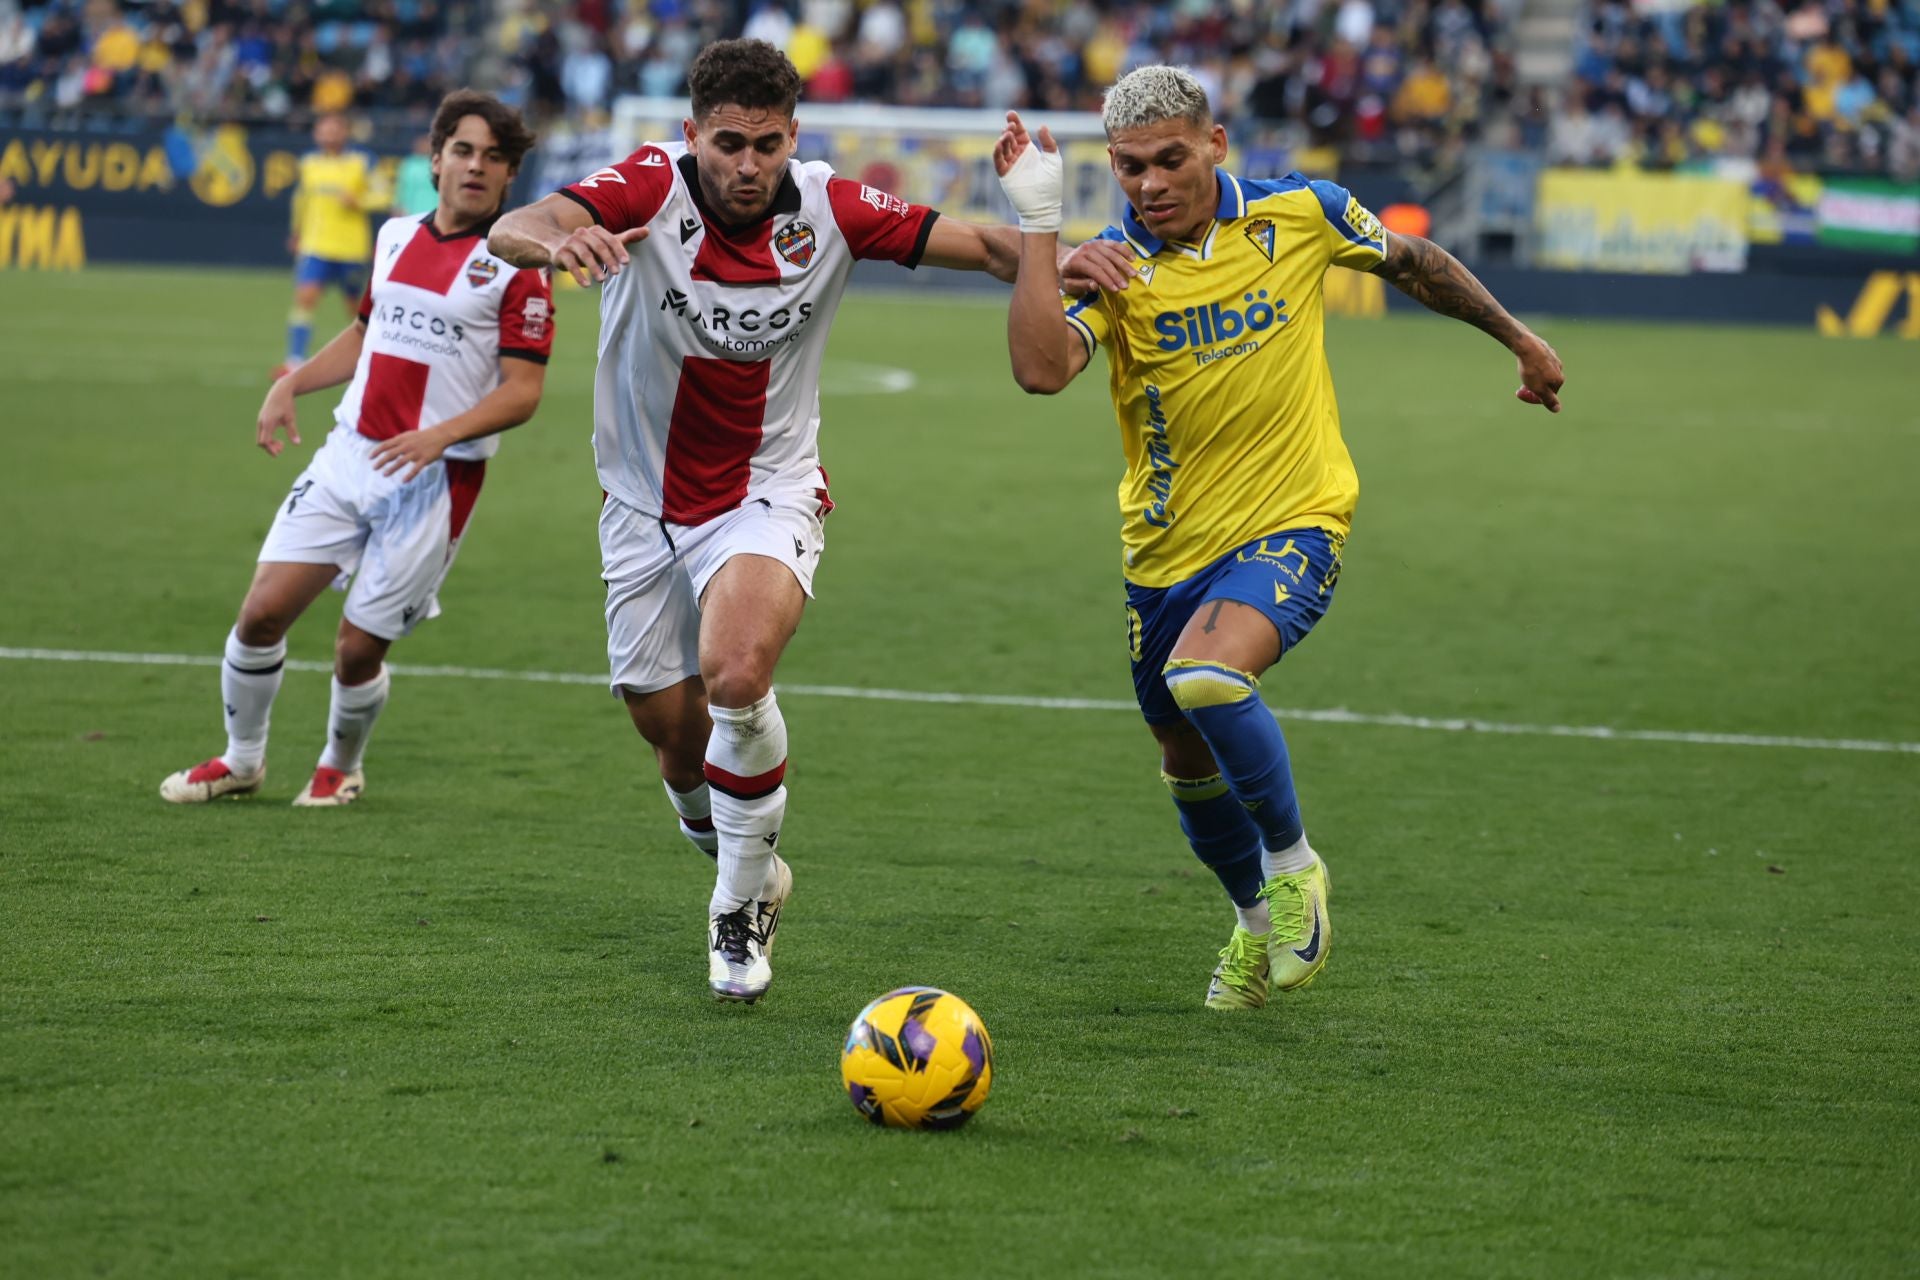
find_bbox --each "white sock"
[663,778,719,859]
[1234,900,1273,935]
[319,666,390,772]
[221,628,286,774]
[1264,831,1316,877]
[704,691,787,916]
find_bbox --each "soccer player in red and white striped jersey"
[159,92,554,809]
[491,39,1134,1003]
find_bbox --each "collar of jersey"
[416,210,499,242]
[1120,170,1246,258]
[677,153,803,232]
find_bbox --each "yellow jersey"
[1064,170,1387,588]
[292,149,374,263]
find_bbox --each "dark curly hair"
[428,89,537,188]
[687,39,803,121]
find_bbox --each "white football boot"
[160,757,264,804]
[708,854,791,1003]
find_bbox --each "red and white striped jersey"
[335,213,556,462]
[558,142,936,525]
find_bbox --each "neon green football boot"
[1261,854,1332,992]
[1204,925,1272,1009]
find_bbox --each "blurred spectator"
[1562,0,1920,177]
[2,0,477,123]
[16,0,1909,182]
[741,1,795,53]
[562,28,614,115]
[1394,58,1452,127]
[394,132,438,215]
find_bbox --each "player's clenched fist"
[552,224,651,288]
[1512,333,1566,414]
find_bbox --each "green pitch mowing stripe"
[2,268,1917,1278]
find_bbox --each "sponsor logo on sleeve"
[519,296,551,342]
[1344,198,1384,245]
[858,185,910,217]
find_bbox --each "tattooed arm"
[1372,231,1566,413]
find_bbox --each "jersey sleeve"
[825,177,938,267]
[499,268,556,363]
[1060,224,1127,357]
[356,275,373,323]
[558,146,676,234]
[1307,178,1388,270]
[1062,289,1111,358]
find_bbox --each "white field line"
[1,646,1915,756]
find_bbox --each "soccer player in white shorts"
[159,92,555,808]
[490,38,1136,1003]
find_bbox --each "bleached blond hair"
[1101,65,1212,137]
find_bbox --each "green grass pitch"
[3,267,1917,1277]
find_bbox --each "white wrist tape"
[997,141,1063,233]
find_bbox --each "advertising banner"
[1816,179,1920,254]
[1534,168,1749,274]
[0,121,409,270]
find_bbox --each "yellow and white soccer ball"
[840,986,994,1130]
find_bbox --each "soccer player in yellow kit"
[282,113,377,376]
[996,66,1565,1010]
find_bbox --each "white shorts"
[258,426,486,641]
[602,487,828,697]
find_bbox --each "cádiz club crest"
[1244,218,1276,263]
[774,221,817,269]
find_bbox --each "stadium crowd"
[503,0,1524,162]
[0,0,478,119]
[1553,0,1920,178]
[4,0,1917,177]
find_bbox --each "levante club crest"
[1244,219,1276,263]
[775,222,817,269]
[466,258,500,288]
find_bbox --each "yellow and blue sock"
[287,306,314,361]
[1164,659,1305,854]
[1163,771,1265,909]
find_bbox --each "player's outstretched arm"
[1372,231,1565,412]
[490,193,649,288]
[920,219,1135,292]
[256,320,366,458]
[368,358,547,482]
[995,112,1091,395]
